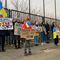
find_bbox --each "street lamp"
[54,0,56,20]
[43,0,45,17]
[29,0,30,20]
[54,0,57,25]
[43,0,45,22]
[5,0,7,8]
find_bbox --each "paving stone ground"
[0,43,60,60]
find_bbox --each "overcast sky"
[1,0,60,19]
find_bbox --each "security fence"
[4,8,59,46]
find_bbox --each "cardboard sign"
[20,29,37,40]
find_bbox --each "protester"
[34,24,39,46]
[50,22,55,41]
[40,24,47,45]
[23,21,32,56]
[14,22,21,49]
[51,22,55,33]
[45,22,50,43]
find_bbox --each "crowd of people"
[32,21,55,44]
[0,21,59,56]
[23,21,58,55]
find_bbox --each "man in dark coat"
[45,23,50,43]
[51,22,55,33]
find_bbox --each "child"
[54,35,59,46]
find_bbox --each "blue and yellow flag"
[53,27,60,39]
[0,1,7,18]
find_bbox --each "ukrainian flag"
[53,32,60,39]
[53,32,56,39]
[0,1,7,18]
[0,8,7,18]
[53,27,60,39]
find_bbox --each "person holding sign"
[14,22,21,49]
[0,1,7,52]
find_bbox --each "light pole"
[43,0,45,17]
[54,0,56,24]
[29,0,30,20]
[5,0,7,8]
[15,0,18,10]
[43,0,45,23]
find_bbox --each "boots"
[24,50,32,56]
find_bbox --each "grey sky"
[1,0,60,19]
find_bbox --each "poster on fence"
[14,22,22,35]
[0,18,13,30]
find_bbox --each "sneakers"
[24,51,32,56]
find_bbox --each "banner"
[0,18,13,30]
[14,22,22,35]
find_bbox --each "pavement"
[0,43,60,60]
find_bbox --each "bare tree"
[10,0,18,10]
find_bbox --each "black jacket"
[0,30,10,36]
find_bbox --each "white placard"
[0,18,13,30]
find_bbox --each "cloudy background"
[1,0,60,19]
